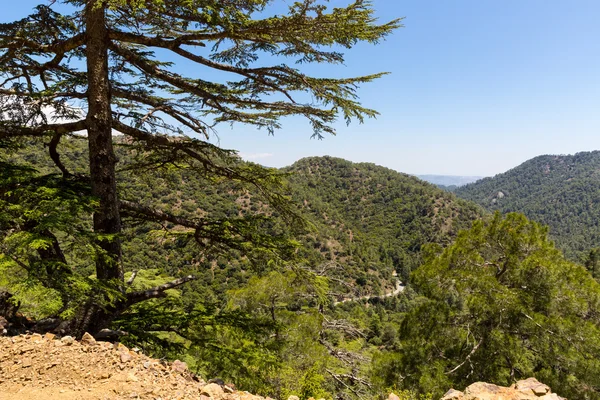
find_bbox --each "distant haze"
[416,175,486,187]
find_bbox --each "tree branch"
[1,33,86,54]
[120,199,203,229]
[48,132,71,177]
[326,369,366,400]
[111,87,210,138]
[109,30,297,103]
[446,337,483,375]
[0,120,86,140]
[126,275,197,305]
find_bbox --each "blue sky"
[4,1,600,176]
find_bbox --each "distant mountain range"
[455,151,600,261]
[416,174,486,188]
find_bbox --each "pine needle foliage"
[0,0,400,335]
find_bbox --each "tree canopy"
[373,213,600,399]
[0,0,401,336]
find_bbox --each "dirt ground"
[0,333,261,400]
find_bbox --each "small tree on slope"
[0,0,401,336]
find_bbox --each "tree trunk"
[63,1,124,338]
[85,1,123,284]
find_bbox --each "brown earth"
[0,333,266,400]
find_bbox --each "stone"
[0,316,8,335]
[539,394,565,400]
[388,393,401,400]
[81,332,96,345]
[171,359,188,373]
[44,332,56,341]
[126,373,138,382]
[201,382,225,399]
[224,385,235,393]
[287,396,300,400]
[120,352,132,363]
[60,336,75,345]
[441,389,464,400]
[115,343,129,352]
[448,378,565,400]
[515,378,550,396]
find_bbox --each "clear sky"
[4,1,600,176]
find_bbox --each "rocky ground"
[440,378,566,400]
[0,333,266,400]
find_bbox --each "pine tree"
[0,0,401,335]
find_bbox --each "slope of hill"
[455,151,600,260]
[285,157,482,284]
[1,141,484,397]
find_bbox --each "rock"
[287,396,300,400]
[126,372,138,382]
[209,378,225,386]
[171,359,188,373]
[201,382,225,399]
[446,378,565,400]
[120,352,132,363]
[224,385,235,393]
[60,336,74,345]
[115,343,129,352]
[81,332,96,345]
[515,378,550,396]
[44,332,56,341]
[441,389,464,400]
[0,316,8,335]
[388,393,401,400]
[539,394,564,400]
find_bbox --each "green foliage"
[456,151,600,261]
[375,213,600,399]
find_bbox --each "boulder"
[202,382,225,399]
[80,332,96,345]
[442,378,566,400]
[60,335,74,345]
[441,389,464,400]
[515,378,550,396]
[171,359,188,373]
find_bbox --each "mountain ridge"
[455,150,600,260]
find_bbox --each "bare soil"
[0,333,251,400]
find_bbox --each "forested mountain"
[285,157,482,283]
[1,139,482,398]
[455,151,600,260]
[6,140,600,398]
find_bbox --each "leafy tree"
[0,1,400,335]
[373,213,600,399]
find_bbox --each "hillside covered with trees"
[455,151,600,261]
[3,1,600,399]
[1,137,482,398]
